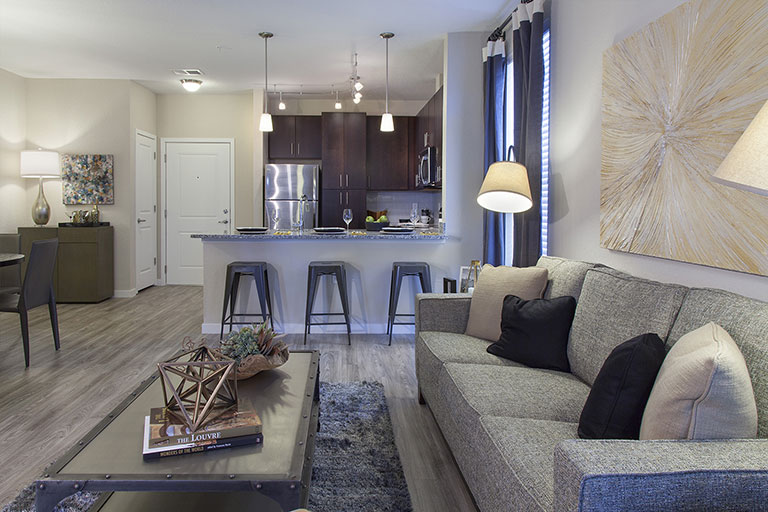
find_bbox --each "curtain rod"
[488,0,533,41]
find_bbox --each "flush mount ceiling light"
[180,79,202,92]
[380,32,395,132]
[259,31,274,132]
[335,90,342,110]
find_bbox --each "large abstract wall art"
[61,154,114,205]
[600,0,768,275]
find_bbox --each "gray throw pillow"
[639,322,758,440]
[465,265,548,342]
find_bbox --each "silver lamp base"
[32,177,51,226]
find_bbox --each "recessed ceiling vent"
[172,69,204,76]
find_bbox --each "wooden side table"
[18,226,114,302]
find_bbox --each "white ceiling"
[0,0,514,101]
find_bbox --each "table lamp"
[477,160,533,213]
[20,149,60,226]
[712,99,768,196]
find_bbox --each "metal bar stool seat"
[387,261,432,345]
[220,261,274,339]
[304,261,351,345]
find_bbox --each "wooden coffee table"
[35,350,320,512]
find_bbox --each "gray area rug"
[2,381,412,512]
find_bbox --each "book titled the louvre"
[147,407,262,448]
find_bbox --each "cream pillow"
[639,322,758,440]
[464,264,548,341]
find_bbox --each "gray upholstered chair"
[0,238,60,367]
[0,233,21,295]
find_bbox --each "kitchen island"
[194,230,448,335]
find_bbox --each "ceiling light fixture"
[353,96,361,105]
[354,91,363,100]
[380,32,395,132]
[180,79,202,92]
[259,32,274,132]
[278,90,286,110]
[335,90,342,110]
[354,81,364,92]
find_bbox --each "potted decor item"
[215,324,289,380]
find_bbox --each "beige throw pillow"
[464,264,548,341]
[639,322,758,440]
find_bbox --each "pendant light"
[334,90,342,110]
[258,32,274,132]
[380,32,395,132]
[278,90,286,110]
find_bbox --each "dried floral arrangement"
[214,324,289,380]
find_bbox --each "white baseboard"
[114,288,138,298]
[201,322,415,335]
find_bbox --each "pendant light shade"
[335,90,342,110]
[278,90,286,110]
[380,32,395,132]
[259,32,274,132]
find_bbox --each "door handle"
[218,219,229,224]
[339,192,342,205]
[297,142,301,155]
[345,191,349,205]
[345,174,349,188]
[137,218,147,223]
[339,174,342,188]
[290,142,294,155]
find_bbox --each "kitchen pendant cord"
[264,36,268,113]
[385,37,389,112]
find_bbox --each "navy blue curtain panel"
[512,0,547,267]
[483,40,507,266]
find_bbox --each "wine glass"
[270,209,279,230]
[343,208,353,231]
[410,203,419,226]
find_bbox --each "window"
[503,28,550,263]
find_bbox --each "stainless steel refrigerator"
[264,164,319,230]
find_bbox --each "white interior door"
[166,141,232,285]
[135,131,157,291]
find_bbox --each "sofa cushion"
[668,287,768,438]
[578,333,666,440]
[568,267,687,386]
[536,255,599,300]
[478,416,578,511]
[488,295,576,372]
[465,265,548,342]
[415,331,523,404]
[640,323,758,440]
[440,363,591,423]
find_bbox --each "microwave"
[417,146,441,188]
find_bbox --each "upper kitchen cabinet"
[268,115,322,160]
[366,115,411,190]
[412,86,443,190]
[321,112,366,189]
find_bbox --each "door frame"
[159,138,235,286]
[135,129,159,289]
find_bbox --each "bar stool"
[387,261,432,345]
[304,261,351,345]
[220,261,273,339]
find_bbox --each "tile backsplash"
[366,191,441,225]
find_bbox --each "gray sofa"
[415,256,768,511]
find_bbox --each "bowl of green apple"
[365,215,390,231]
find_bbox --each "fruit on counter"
[378,215,388,222]
[366,215,375,222]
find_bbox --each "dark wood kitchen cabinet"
[366,115,412,190]
[320,189,366,229]
[321,112,366,189]
[268,115,322,160]
[412,86,443,189]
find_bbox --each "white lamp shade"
[712,99,768,196]
[335,101,342,110]
[20,150,60,178]
[380,113,394,132]
[477,161,533,213]
[259,113,273,132]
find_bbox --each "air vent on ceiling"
[172,69,204,76]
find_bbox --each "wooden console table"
[18,226,114,303]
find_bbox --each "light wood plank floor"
[0,286,477,511]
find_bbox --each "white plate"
[381,227,414,234]
[236,226,268,233]
[314,227,346,234]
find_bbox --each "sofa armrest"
[554,439,768,512]
[415,293,472,335]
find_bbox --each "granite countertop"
[193,228,447,241]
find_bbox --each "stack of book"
[142,407,263,460]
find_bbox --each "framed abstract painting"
[61,154,114,205]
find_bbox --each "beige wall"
[0,69,27,233]
[157,93,255,227]
[549,0,768,301]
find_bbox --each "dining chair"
[0,238,60,367]
[0,233,21,295]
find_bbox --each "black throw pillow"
[486,294,576,372]
[578,333,666,440]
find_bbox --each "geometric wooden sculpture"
[157,346,238,432]
[601,0,768,275]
